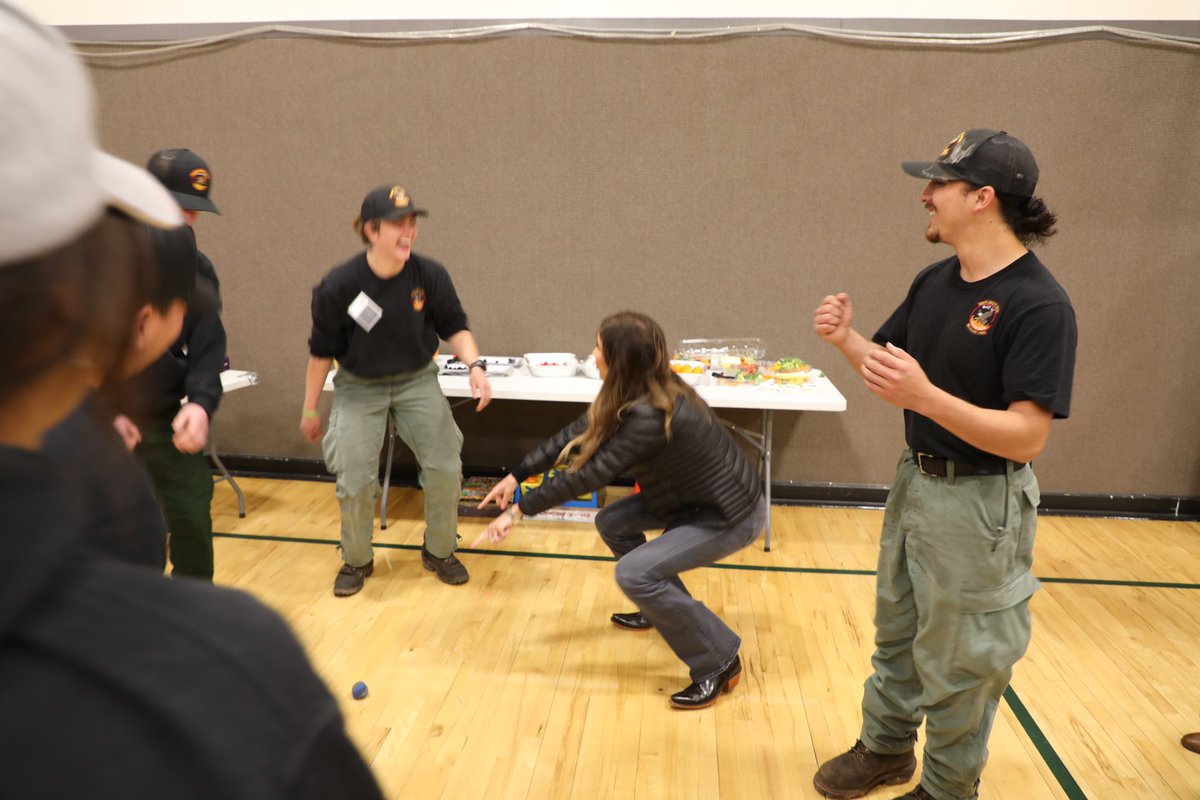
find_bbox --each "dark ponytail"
[997,192,1058,245]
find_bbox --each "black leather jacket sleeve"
[515,405,668,517]
[511,413,589,484]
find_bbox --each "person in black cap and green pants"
[811,130,1077,800]
[122,147,228,580]
[300,185,492,596]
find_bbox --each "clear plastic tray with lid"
[674,338,766,369]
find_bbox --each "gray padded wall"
[83,32,1200,496]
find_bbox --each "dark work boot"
[333,561,374,597]
[813,739,917,799]
[421,546,469,585]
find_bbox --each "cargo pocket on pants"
[952,571,1037,680]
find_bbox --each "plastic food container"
[675,338,766,369]
[524,353,579,378]
[581,355,601,380]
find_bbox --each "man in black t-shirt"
[811,130,1077,800]
[300,185,492,596]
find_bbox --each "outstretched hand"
[471,474,521,547]
[478,474,519,511]
[470,511,515,548]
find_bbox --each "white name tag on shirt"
[348,292,383,332]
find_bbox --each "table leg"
[763,409,773,551]
[208,429,245,518]
[722,412,774,551]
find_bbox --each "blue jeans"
[596,492,767,681]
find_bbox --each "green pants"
[860,450,1040,800]
[323,363,463,566]
[136,417,215,581]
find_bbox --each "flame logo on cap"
[389,187,411,208]
[189,168,210,193]
[939,132,966,159]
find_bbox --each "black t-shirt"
[873,251,1077,462]
[308,251,469,377]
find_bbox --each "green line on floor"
[213,531,1200,588]
[1040,576,1200,590]
[1004,686,1087,799]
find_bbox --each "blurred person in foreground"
[0,3,384,796]
[42,225,210,569]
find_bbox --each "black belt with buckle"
[914,452,1025,478]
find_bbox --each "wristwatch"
[468,358,487,372]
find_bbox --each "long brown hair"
[560,311,705,471]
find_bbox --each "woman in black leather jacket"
[476,311,767,709]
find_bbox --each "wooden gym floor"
[210,477,1200,799]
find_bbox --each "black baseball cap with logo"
[359,185,429,224]
[901,129,1039,198]
[146,148,220,214]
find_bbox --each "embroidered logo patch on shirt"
[966,300,1000,335]
[411,287,426,312]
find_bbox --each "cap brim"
[377,207,429,221]
[901,160,960,182]
[94,151,183,229]
[173,192,220,215]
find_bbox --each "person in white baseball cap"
[0,2,181,262]
[0,4,385,796]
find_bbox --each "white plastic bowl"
[524,352,579,378]
[670,359,706,385]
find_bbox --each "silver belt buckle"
[916,452,937,477]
